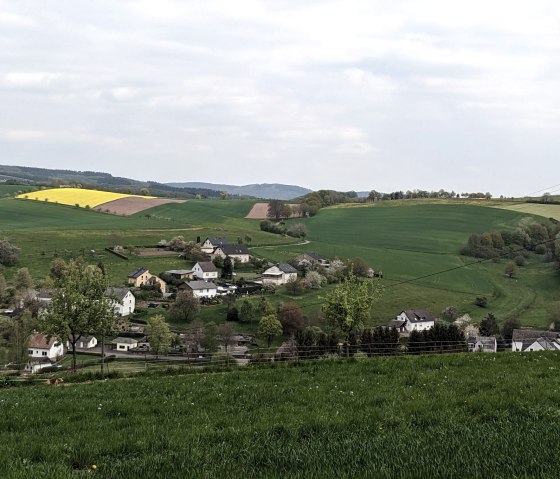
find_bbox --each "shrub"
[475,296,488,307]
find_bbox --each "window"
[28,349,33,355]
[42,351,47,356]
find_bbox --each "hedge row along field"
[16,187,153,208]
[2,352,560,478]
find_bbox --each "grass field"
[0,184,37,196]
[1,196,559,330]
[2,352,560,478]
[493,202,560,221]
[16,187,153,208]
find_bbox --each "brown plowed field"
[94,197,185,215]
[245,202,300,219]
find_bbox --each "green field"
[2,353,560,478]
[1,196,559,330]
[252,202,560,327]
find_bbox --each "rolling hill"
[167,182,312,200]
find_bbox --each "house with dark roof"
[127,267,151,287]
[105,287,135,316]
[467,336,497,353]
[66,335,98,350]
[213,244,251,264]
[262,263,298,286]
[511,329,560,352]
[201,237,229,254]
[192,262,218,281]
[389,309,435,333]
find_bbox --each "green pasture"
[492,202,560,221]
[0,184,37,196]
[2,353,560,478]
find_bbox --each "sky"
[1,1,560,196]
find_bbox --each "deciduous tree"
[146,314,172,357]
[258,314,283,348]
[169,291,200,322]
[0,239,19,266]
[322,276,382,339]
[42,260,114,371]
[14,268,33,291]
[278,302,304,335]
[479,313,500,336]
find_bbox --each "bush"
[535,244,547,255]
[514,255,525,266]
[475,296,488,308]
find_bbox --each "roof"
[105,287,131,301]
[128,267,149,279]
[512,329,559,351]
[205,237,229,246]
[166,269,193,275]
[185,280,218,290]
[69,334,96,343]
[111,337,138,344]
[194,262,217,273]
[467,336,496,348]
[401,309,435,323]
[218,244,250,255]
[277,263,297,273]
[28,333,58,349]
[388,319,406,329]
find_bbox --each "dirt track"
[245,202,300,219]
[94,197,185,215]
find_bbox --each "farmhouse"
[213,244,251,264]
[467,336,497,353]
[26,333,64,373]
[182,280,218,299]
[192,262,218,281]
[105,287,135,317]
[112,337,138,351]
[200,237,229,254]
[388,309,435,333]
[262,263,298,286]
[511,329,560,352]
[128,267,152,287]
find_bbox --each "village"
[4,234,559,375]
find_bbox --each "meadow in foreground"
[2,352,560,478]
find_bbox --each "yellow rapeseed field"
[16,188,152,208]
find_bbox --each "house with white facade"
[192,262,218,281]
[112,337,138,351]
[183,280,218,299]
[200,237,229,254]
[105,288,136,317]
[66,335,98,350]
[467,336,497,353]
[511,329,560,352]
[262,263,298,286]
[26,333,64,373]
[388,309,435,333]
[213,244,251,264]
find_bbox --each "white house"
[111,337,138,351]
[183,280,218,299]
[105,288,136,317]
[26,333,64,373]
[213,244,251,264]
[467,336,497,353]
[28,333,64,360]
[192,262,218,281]
[388,309,435,333]
[200,236,229,254]
[294,252,329,268]
[67,335,98,350]
[511,329,560,352]
[262,263,298,286]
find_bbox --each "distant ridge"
[167,182,312,200]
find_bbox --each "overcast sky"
[1,1,559,196]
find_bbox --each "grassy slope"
[252,202,560,328]
[2,353,560,478]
